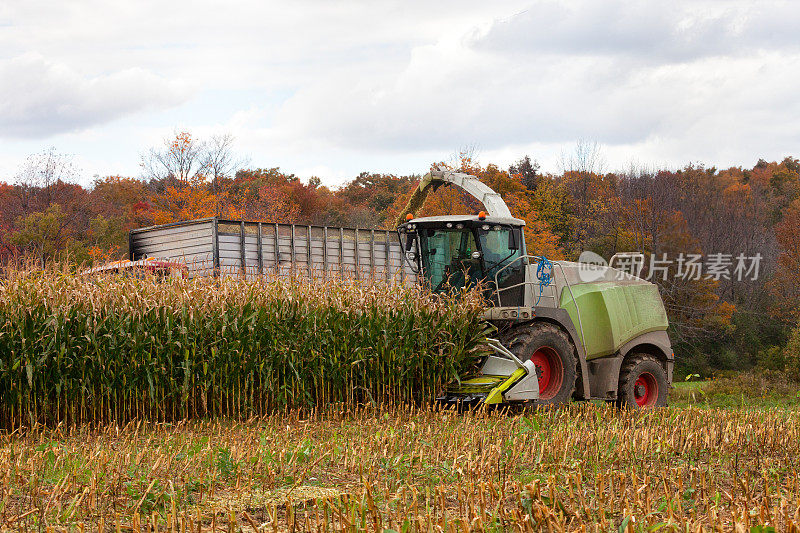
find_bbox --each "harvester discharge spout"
[395,169,513,227]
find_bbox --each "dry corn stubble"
[1,404,800,531]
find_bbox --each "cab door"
[477,225,526,306]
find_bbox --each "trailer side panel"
[130,218,416,284]
[130,218,216,278]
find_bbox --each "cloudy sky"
[1,0,799,187]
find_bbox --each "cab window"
[477,226,522,281]
[419,228,482,292]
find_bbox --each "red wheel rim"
[634,372,658,407]
[529,346,563,400]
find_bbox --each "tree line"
[1,132,798,376]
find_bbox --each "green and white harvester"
[129,169,673,409]
[396,170,673,409]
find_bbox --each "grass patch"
[670,371,800,408]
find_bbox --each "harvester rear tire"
[617,354,668,409]
[504,322,577,406]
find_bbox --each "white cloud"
[473,1,800,62]
[264,0,800,173]
[1,0,800,184]
[0,54,187,138]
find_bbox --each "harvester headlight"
[481,224,489,231]
[446,223,453,228]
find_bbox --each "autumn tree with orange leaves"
[141,131,247,224]
[770,200,800,320]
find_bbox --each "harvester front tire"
[617,354,668,409]
[504,323,577,406]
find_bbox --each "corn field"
[3,268,798,532]
[0,268,488,429]
[1,404,800,532]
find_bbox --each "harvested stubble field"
[2,404,800,532]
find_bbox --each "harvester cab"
[397,170,529,305]
[402,215,525,298]
[397,170,674,409]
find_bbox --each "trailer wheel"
[617,354,668,409]
[504,323,577,405]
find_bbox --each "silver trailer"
[129,218,417,283]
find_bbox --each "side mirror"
[404,234,415,251]
[508,228,520,251]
